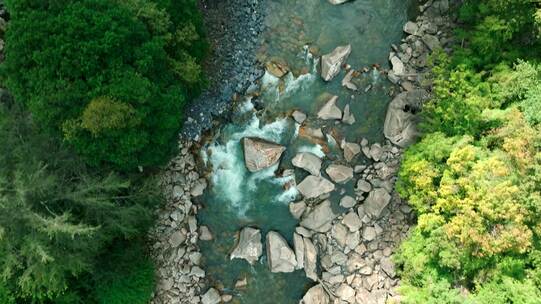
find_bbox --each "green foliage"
[396,1,541,302]
[2,0,207,171]
[94,241,155,304]
[0,104,160,303]
[455,0,541,67]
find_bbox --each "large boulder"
[321,45,352,81]
[325,164,353,184]
[242,137,286,172]
[292,152,322,176]
[201,288,221,304]
[317,95,342,120]
[230,227,263,265]
[266,231,297,273]
[300,284,330,304]
[297,176,335,199]
[303,237,318,281]
[383,90,425,147]
[364,188,392,218]
[343,141,360,162]
[300,200,337,232]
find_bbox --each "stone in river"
[300,200,337,233]
[343,211,362,232]
[342,70,358,91]
[292,110,307,124]
[202,288,221,304]
[340,195,357,208]
[356,179,372,193]
[292,152,322,176]
[328,0,350,4]
[303,237,318,281]
[384,90,424,147]
[343,141,360,162]
[297,175,335,199]
[325,164,353,184]
[199,225,213,241]
[390,56,405,76]
[300,284,329,304]
[266,231,297,273]
[342,104,356,125]
[321,44,352,81]
[403,21,419,35]
[317,95,342,120]
[266,60,289,78]
[242,137,286,172]
[293,233,305,269]
[289,200,307,219]
[364,188,391,218]
[230,227,263,265]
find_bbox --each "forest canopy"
[2,0,208,171]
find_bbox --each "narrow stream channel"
[197,1,416,303]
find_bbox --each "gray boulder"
[342,104,356,125]
[384,90,424,147]
[300,200,337,232]
[292,110,307,124]
[317,96,342,120]
[202,288,221,304]
[289,201,307,219]
[266,231,297,273]
[300,284,330,304]
[321,45,351,81]
[328,0,350,4]
[297,176,335,199]
[293,233,305,269]
[292,152,322,176]
[343,141,360,162]
[326,164,353,184]
[242,137,286,172]
[364,188,391,218]
[303,237,318,281]
[230,227,263,265]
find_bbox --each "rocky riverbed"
[151,0,458,303]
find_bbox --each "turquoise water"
[197,1,415,303]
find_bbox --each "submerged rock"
[300,200,337,232]
[321,45,352,81]
[326,164,354,184]
[292,152,322,176]
[266,231,297,273]
[242,137,286,172]
[297,175,335,199]
[317,95,342,120]
[230,227,263,265]
[300,284,330,304]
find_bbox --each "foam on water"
[207,111,291,215]
[297,144,326,158]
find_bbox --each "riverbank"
[151,1,458,303]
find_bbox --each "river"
[197,1,416,303]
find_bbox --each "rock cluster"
[150,141,215,304]
[182,0,266,140]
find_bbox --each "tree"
[2,0,207,170]
[0,103,160,302]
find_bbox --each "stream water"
[197,1,416,303]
